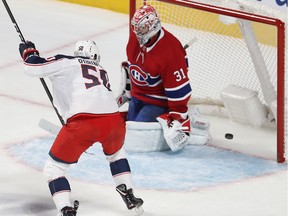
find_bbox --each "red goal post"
[129,0,286,162]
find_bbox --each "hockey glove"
[19,41,39,61]
[115,61,131,107]
[121,61,131,99]
[168,112,191,134]
[156,113,190,152]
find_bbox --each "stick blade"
[38,118,61,135]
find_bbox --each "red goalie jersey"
[126,28,192,117]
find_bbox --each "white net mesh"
[133,0,287,161]
[135,0,285,105]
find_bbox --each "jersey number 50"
[81,64,111,91]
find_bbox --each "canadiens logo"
[129,64,162,87]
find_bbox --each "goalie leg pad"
[188,108,211,145]
[124,121,169,152]
[188,132,210,145]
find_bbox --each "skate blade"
[129,206,144,216]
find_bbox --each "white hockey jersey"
[24,54,119,122]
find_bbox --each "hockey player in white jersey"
[19,40,144,216]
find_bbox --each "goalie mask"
[131,5,161,47]
[74,40,101,64]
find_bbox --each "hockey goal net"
[129,0,286,162]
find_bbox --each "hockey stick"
[38,91,130,137]
[38,119,60,136]
[38,119,97,155]
[2,1,99,156]
[183,36,198,50]
[39,87,130,135]
[2,0,65,126]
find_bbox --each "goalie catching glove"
[156,113,190,152]
[19,41,39,61]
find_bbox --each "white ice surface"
[0,0,287,216]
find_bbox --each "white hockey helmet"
[74,40,101,64]
[131,5,161,46]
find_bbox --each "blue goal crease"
[8,136,287,191]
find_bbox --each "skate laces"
[61,200,79,216]
[116,184,143,209]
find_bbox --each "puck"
[225,133,233,139]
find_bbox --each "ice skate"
[116,184,144,215]
[60,200,79,216]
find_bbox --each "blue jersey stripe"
[165,82,192,100]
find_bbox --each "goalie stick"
[2,0,65,126]
[183,36,198,50]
